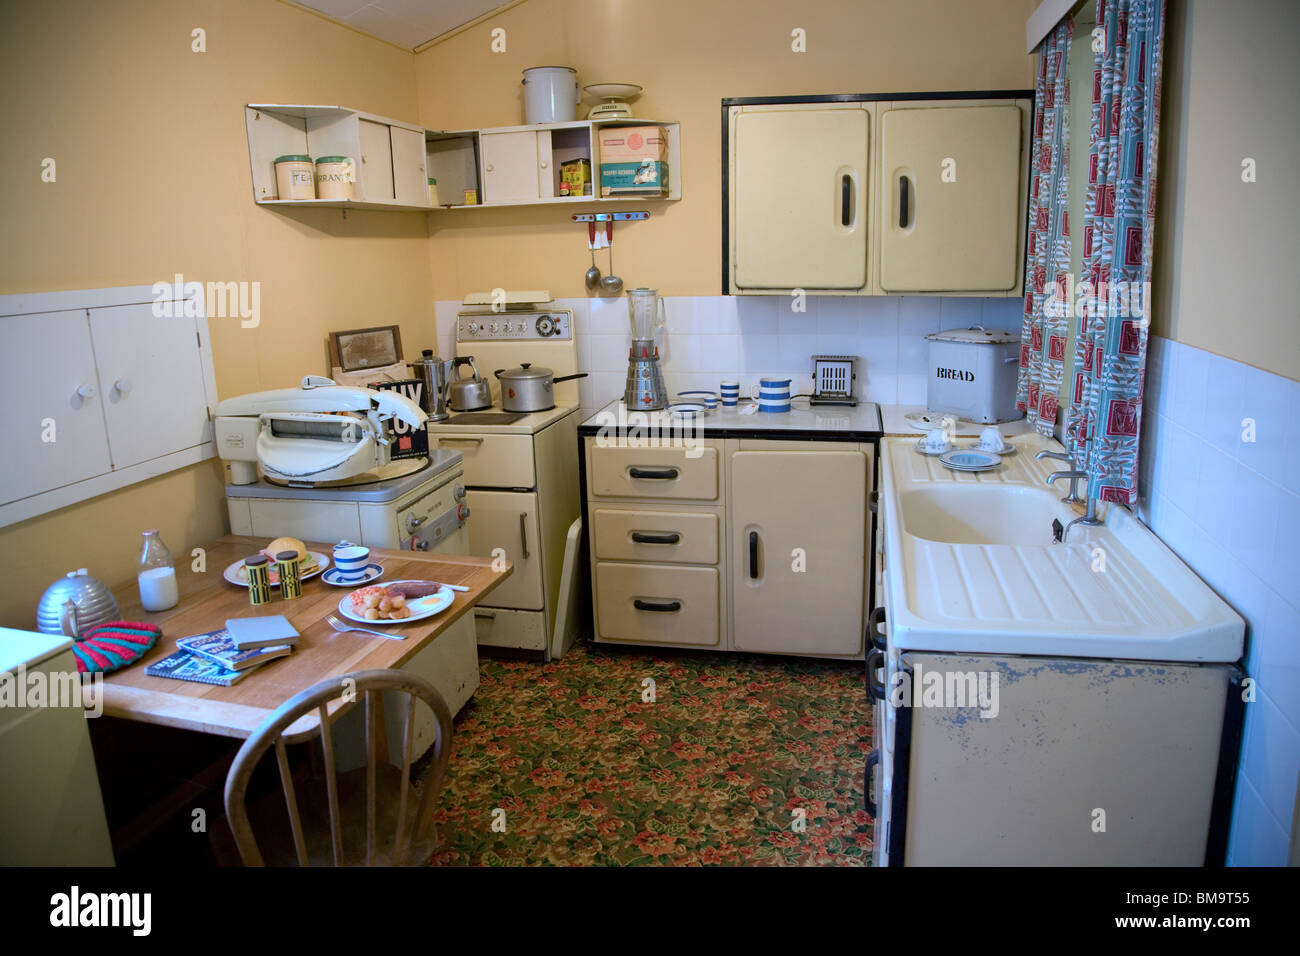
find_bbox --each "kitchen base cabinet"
[731,446,867,656]
[585,436,874,659]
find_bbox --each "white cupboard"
[481,129,554,203]
[0,286,218,528]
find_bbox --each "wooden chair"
[223,668,452,866]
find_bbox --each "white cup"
[977,426,1006,452]
[333,544,371,581]
[924,428,949,452]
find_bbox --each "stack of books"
[146,615,300,686]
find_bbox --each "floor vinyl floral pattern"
[429,641,873,866]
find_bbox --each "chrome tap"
[1037,450,1085,504]
[1061,496,1104,543]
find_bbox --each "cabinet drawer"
[592,508,719,565]
[588,444,718,500]
[431,432,534,488]
[595,563,720,647]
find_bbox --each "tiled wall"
[1139,335,1300,866]
[437,294,1024,419]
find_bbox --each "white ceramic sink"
[879,434,1244,663]
[898,484,1073,547]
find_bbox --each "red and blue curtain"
[1066,0,1166,505]
[1016,19,1073,435]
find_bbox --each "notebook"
[145,650,251,686]
[225,614,301,650]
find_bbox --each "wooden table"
[100,535,512,742]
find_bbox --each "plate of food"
[223,536,329,587]
[337,581,454,624]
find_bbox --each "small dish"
[967,441,1017,455]
[904,410,958,432]
[676,390,719,408]
[667,402,708,419]
[914,438,953,456]
[939,449,1003,472]
[322,563,384,587]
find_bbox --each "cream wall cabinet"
[878,103,1027,293]
[586,436,874,659]
[724,93,1031,297]
[481,129,554,203]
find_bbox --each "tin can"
[245,555,272,606]
[275,550,302,600]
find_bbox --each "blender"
[623,287,669,410]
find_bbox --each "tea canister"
[274,154,315,200]
[314,156,356,200]
[275,550,302,600]
[36,569,121,638]
[244,555,273,606]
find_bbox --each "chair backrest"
[224,668,453,866]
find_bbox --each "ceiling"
[294,0,516,51]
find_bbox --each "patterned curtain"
[1016,19,1073,436]
[1066,0,1166,505]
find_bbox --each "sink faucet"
[1037,450,1103,542]
[1036,450,1085,504]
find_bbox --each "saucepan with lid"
[494,363,587,412]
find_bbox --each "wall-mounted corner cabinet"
[724,92,1032,297]
[246,104,682,213]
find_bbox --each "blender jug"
[627,287,665,341]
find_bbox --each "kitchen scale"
[585,83,642,120]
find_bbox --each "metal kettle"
[448,356,492,411]
[36,569,121,639]
[408,349,453,422]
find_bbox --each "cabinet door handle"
[866,648,886,700]
[899,175,911,228]
[868,605,887,650]
[633,598,681,613]
[519,513,530,559]
[864,750,880,818]
[841,173,852,226]
[631,531,681,545]
[748,531,759,579]
[438,436,483,446]
[629,466,679,480]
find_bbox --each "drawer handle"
[633,598,681,613]
[841,173,851,226]
[749,531,759,579]
[865,750,880,818]
[899,174,912,229]
[868,605,887,651]
[519,513,530,559]
[629,466,679,480]
[439,437,483,446]
[631,531,681,545]
[866,648,886,700]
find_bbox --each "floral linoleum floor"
[428,641,873,866]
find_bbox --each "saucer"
[322,563,384,587]
[967,441,1017,455]
[914,438,953,456]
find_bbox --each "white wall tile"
[860,296,900,337]
[899,296,941,335]
[817,297,862,335]
[1236,366,1292,488]
[938,296,983,331]
[1227,779,1290,867]
[587,295,626,333]
[1169,339,1209,430]
[589,333,629,372]
[981,296,1024,332]
[736,296,778,335]
[896,373,927,405]
[1200,349,1245,455]
[1238,691,1300,835]
[1228,463,1280,581]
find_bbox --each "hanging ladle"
[600,219,624,296]
[584,221,602,290]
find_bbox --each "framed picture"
[329,325,404,372]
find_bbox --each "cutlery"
[585,221,602,289]
[600,219,624,295]
[325,614,406,640]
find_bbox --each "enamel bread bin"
[924,327,1022,424]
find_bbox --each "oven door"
[464,489,544,610]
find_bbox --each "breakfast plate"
[939,449,1003,472]
[223,552,329,587]
[336,580,454,624]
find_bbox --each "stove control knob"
[454,485,466,500]
[413,538,430,551]
[488,322,498,334]
[405,514,426,532]
[535,315,554,337]
[457,502,470,522]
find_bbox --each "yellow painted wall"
[414,0,1039,299]
[0,0,435,627]
[1152,0,1299,381]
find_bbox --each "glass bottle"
[138,530,179,612]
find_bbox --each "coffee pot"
[408,349,453,422]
